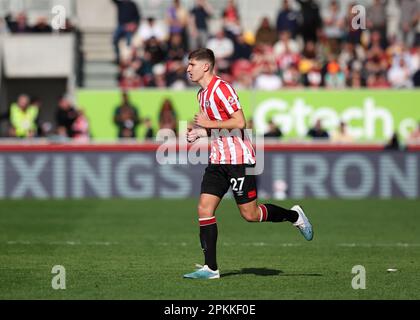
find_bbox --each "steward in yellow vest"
[9,95,39,138]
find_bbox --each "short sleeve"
[215,82,241,115]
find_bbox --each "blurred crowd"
[0,94,90,142]
[1,0,420,146]
[262,117,420,149]
[0,11,76,33]
[2,89,420,149]
[112,0,420,90]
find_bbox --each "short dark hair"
[188,48,215,71]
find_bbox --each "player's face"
[187,58,208,83]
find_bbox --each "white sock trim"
[258,206,263,222]
[199,216,215,221]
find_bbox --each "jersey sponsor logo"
[248,190,257,198]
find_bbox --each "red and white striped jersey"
[197,76,256,165]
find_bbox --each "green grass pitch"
[0,199,419,300]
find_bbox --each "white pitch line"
[9,241,418,248]
[158,242,301,247]
[5,241,118,246]
[338,243,420,248]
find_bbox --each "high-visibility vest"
[10,104,39,137]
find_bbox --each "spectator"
[72,109,90,142]
[322,0,345,52]
[324,55,346,88]
[9,94,39,138]
[255,17,278,47]
[112,0,141,63]
[166,0,190,49]
[159,98,178,135]
[349,70,363,88]
[31,16,52,33]
[119,58,142,88]
[338,41,366,84]
[273,31,300,57]
[299,41,321,86]
[56,95,78,138]
[206,30,234,73]
[331,121,354,143]
[264,120,283,138]
[222,0,241,37]
[5,12,31,33]
[144,36,166,65]
[39,121,54,138]
[307,119,329,139]
[254,64,282,90]
[367,72,390,88]
[167,33,186,62]
[135,17,167,45]
[384,132,401,150]
[282,64,302,87]
[48,126,69,142]
[399,0,419,47]
[388,58,412,88]
[168,67,188,90]
[232,60,254,89]
[166,33,188,88]
[114,91,140,138]
[144,118,154,140]
[119,54,143,89]
[307,66,323,87]
[190,0,213,50]
[232,33,253,61]
[252,45,278,78]
[344,2,363,45]
[276,0,299,38]
[367,0,388,47]
[407,121,420,144]
[148,63,168,88]
[297,0,323,43]
[365,31,389,86]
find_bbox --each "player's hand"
[186,127,207,143]
[194,113,210,128]
[186,128,198,143]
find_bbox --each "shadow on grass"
[221,268,322,278]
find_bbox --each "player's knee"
[240,208,259,222]
[197,204,213,218]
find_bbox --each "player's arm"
[194,109,246,130]
[186,125,208,143]
[187,90,210,143]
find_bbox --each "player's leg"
[237,199,299,223]
[184,165,229,279]
[197,193,222,272]
[230,164,313,240]
[237,199,313,241]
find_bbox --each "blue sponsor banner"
[0,146,418,199]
